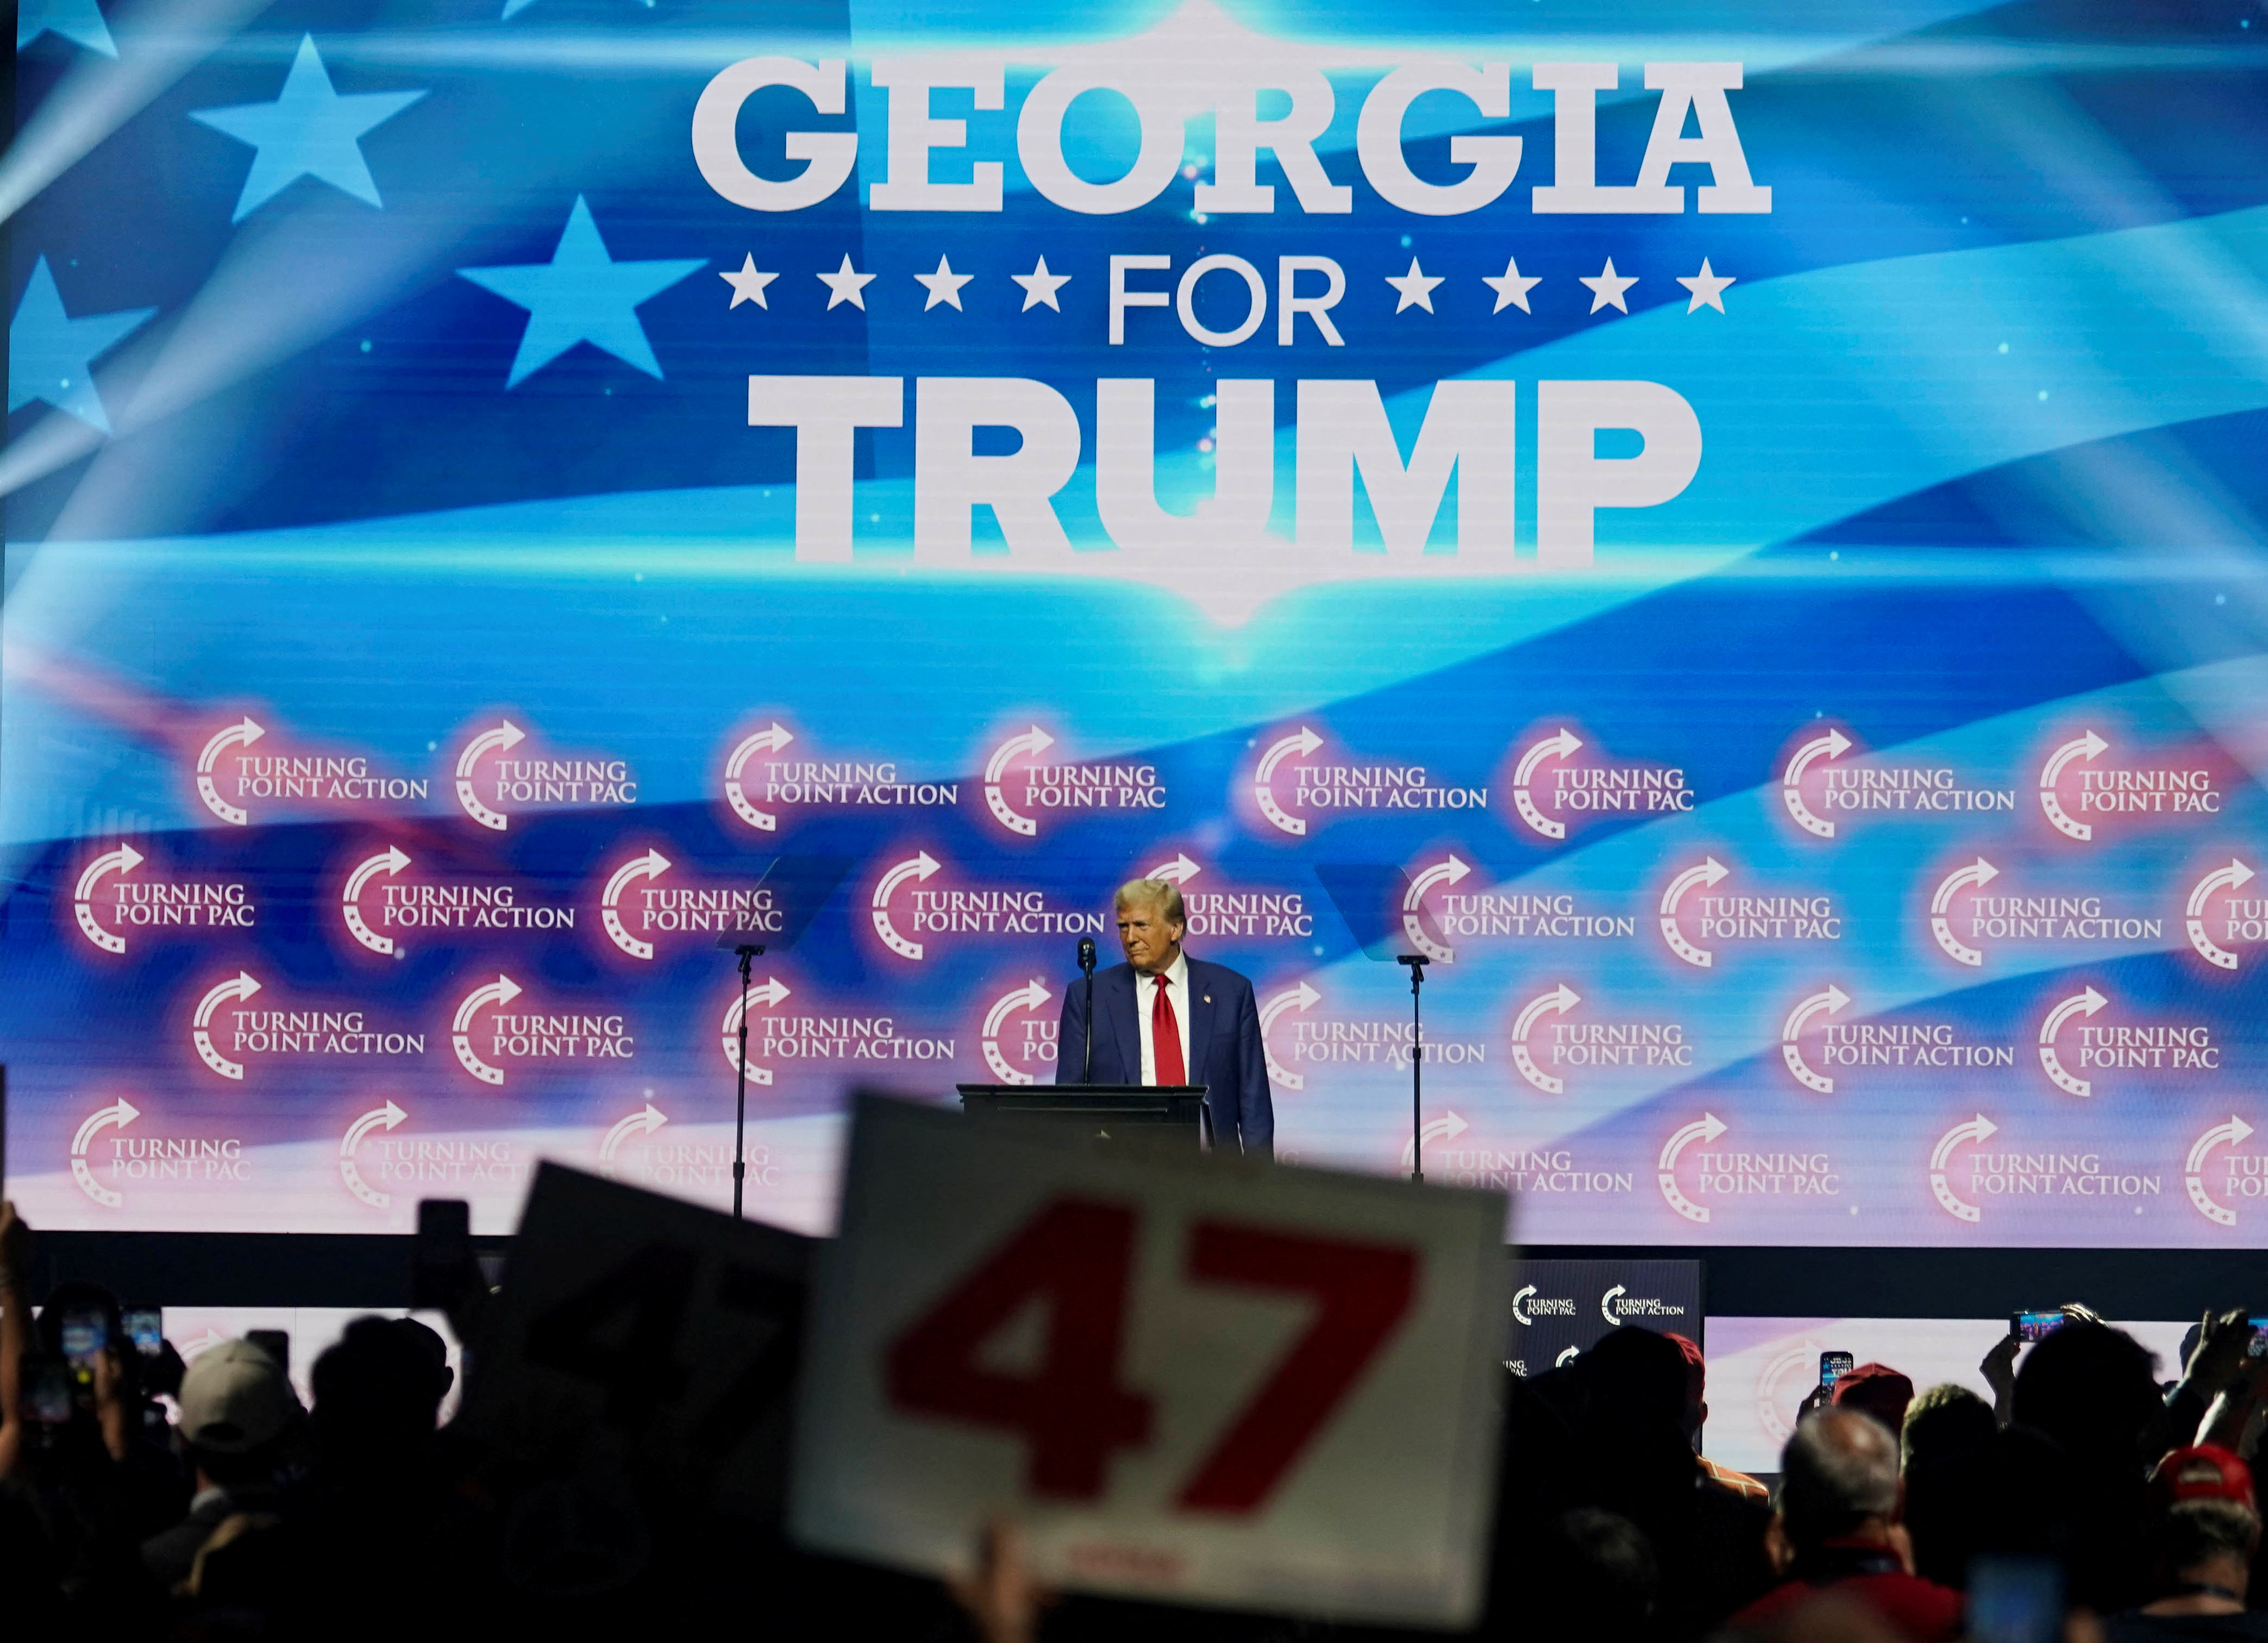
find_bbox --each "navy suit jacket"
[1055,957,1274,1157]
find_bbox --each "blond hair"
[1113,877,1186,927]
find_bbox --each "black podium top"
[956,1083,1207,1144]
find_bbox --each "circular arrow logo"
[724,722,794,831]
[2186,1115,2256,1227]
[722,976,791,1083]
[982,725,1055,836]
[1510,1284,1536,1327]
[191,971,262,1080]
[1259,979,1321,1090]
[1781,728,1852,839]
[2037,985,2108,1097]
[71,1097,142,1207]
[1511,983,1581,1095]
[600,1102,669,1179]
[1143,852,1201,886]
[2039,730,2108,842]
[1657,857,1728,969]
[2186,858,2257,971]
[1780,985,1850,1094]
[1511,728,1583,840]
[1254,726,1323,836]
[600,849,672,960]
[1657,1112,1726,1223]
[72,842,146,954]
[869,849,942,960]
[452,973,523,1085]
[453,720,524,831]
[1402,1109,1468,1170]
[1402,853,1468,963]
[1928,1112,1998,1222]
[195,717,265,826]
[980,978,1055,1083]
[341,845,411,957]
[1929,857,1998,966]
[339,1101,407,1208]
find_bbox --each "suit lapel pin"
[1204,995,1212,1004]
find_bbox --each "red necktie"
[1151,974,1186,1086]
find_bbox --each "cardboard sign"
[791,1098,1509,1627]
[463,1163,811,1521]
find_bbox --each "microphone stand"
[732,942,762,1219]
[1399,954,1426,1182]
[1080,948,1097,1083]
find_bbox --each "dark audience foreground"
[9,1196,2268,1642]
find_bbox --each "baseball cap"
[178,1338,299,1454]
[1832,1363,1916,1433]
[2150,1445,2256,1511]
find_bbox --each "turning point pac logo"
[70,842,256,955]
[980,722,1162,837]
[2188,1115,2258,1228]
[1505,724,1687,842]
[452,717,636,832]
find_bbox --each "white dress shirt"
[1133,949,1194,1086]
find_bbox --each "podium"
[957,1083,1207,1147]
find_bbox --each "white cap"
[177,1339,298,1454]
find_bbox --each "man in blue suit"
[1056,877,1274,1158]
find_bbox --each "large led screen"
[6,0,2268,1242]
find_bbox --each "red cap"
[1832,1363,1916,1433]
[1664,1332,1706,1397]
[2151,1445,2256,1511]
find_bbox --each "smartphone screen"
[2011,1310,2065,1344]
[246,1329,290,1374]
[1820,1350,1855,1388]
[27,1359,74,1424]
[1969,1555,2063,1643]
[2248,1317,2268,1359]
[411,1198,473,1311]
[59,1310,107,1381]
[124,1308,164,1358]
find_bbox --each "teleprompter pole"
[1399,954,1426,1182]
[732,943,762,1219]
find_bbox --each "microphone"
[1077,937,1097,974]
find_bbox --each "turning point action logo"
[1929,1113,2160,1223]
[981,723,1163,837]
[192,715,427,826]
[1928,857,2161,968]
[2186,858,2258,970]
[337,844,577,958]
[722,719,958,831]
[1780,724,2011,839]
[868,848,1102,961]
[187,972,423,1080]
[1251,724,1484,838]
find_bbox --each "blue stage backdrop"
[7,0,2268,1241]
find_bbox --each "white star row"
[721,252,1737,317]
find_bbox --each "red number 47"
[884,1197,1417,1515]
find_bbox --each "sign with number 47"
[791,1098,1510,1627]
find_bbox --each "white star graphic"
[1010,255,1071,313]
[1578,256,1639,315]
[913,254,974,312]
[1675,258,1737,314]
[721,254,777,310]
[1482,255,1542,315]
[1384,256,1444,314]
[817,254,876,311]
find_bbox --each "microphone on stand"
[1076,937,1097,1083]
